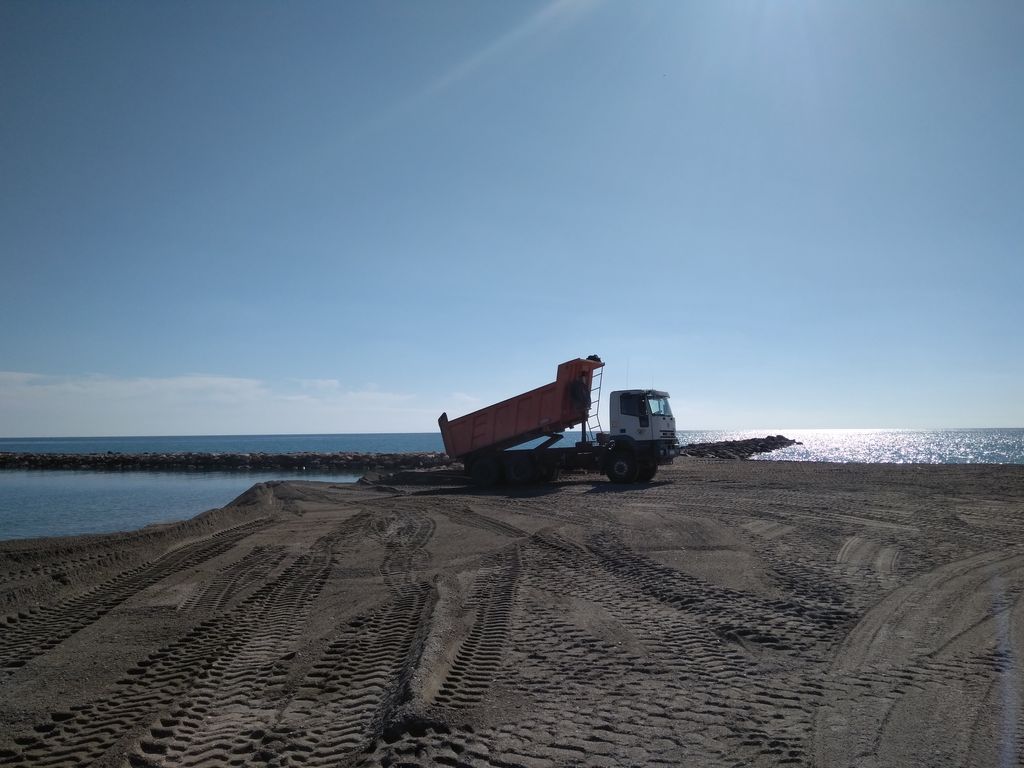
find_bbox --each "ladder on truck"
[585,366,604,439]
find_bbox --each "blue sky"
[1,0,1022,436]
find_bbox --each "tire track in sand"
[265,582,436,766]
[0,519,271,671]
[1,548,132,584]
[366,525,823,767]
[117,514,377,768]
[431,546,520,709]
[587,531,852,652]
[814,548,1024,768]
[437,505,529,539]
[835,535,901,587]
[178,546,288,613]
[1,551,329,768]
[363,541,526,767]
[536,531,818,766]
[237,507,440,767]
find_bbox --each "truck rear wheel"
[606,451,638,483]
[470,457,502,487]
[504,453,536,485]
[537,465,561,482]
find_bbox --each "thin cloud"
[0,372,439,436]
[444,391,485,417]
[294,378,343,392]
[339,0,601,144]
[413,0,601,104]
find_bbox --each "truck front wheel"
[606,451,638,483]
[637,462,658,482]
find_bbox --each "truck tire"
[606,451,638,483]
[470,456,502,487]
[504,453,536,485]
[537,465,561,482]
[637,462,658,482]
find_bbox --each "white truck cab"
[598,389,679,482]
[609,389,676,444]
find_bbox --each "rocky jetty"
[0,437,799,474]
[679,435,800,460]
[0,451,452,473]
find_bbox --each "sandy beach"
[2,459,1023,767]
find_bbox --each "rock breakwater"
[1,436,797,473]
[679,435,800,460]
[0,451,452,473]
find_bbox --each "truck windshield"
[646,396,672,416]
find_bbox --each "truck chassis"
[463,433,677,487]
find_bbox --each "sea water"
[0,433,444,455]
[686,428,1024,465]
[0,469,360,540]
[3,429,1022,463]
[1,429,1021,540]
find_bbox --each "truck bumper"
[657,442,680,462]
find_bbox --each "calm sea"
[0,433,443,455]
[1,429,1021,541]
[684,428,1024,465]
[0,469,360,541]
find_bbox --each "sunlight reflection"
[676,429,1024,464]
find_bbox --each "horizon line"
[2,426,1022,441]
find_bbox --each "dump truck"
[438,356,679,485]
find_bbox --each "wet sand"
[2,459,1023,767]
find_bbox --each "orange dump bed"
[438,358,604,459]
